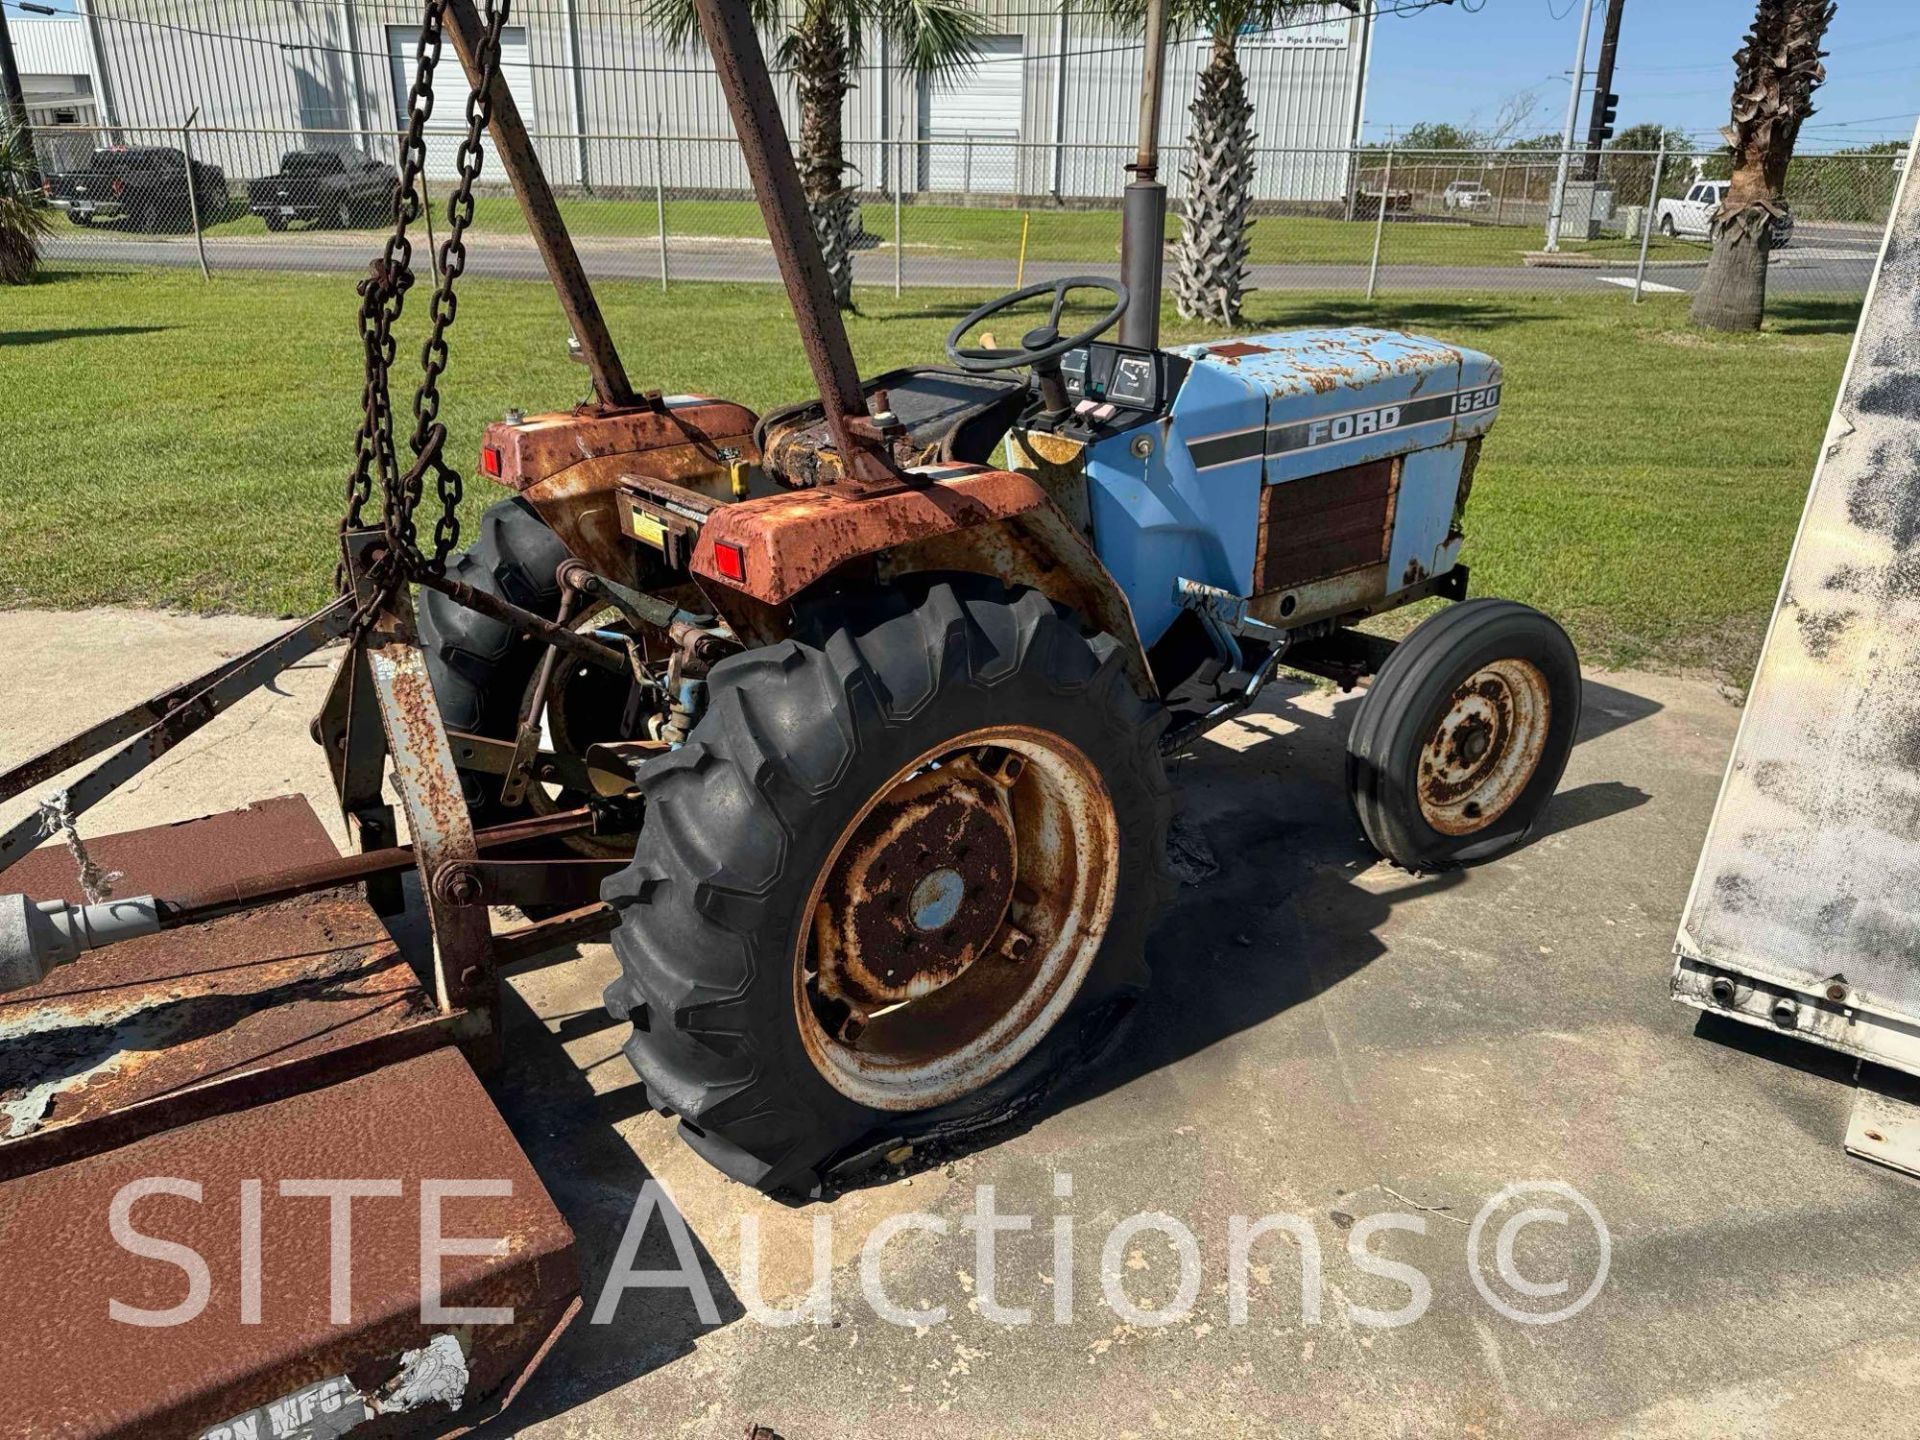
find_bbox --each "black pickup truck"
[246,149,397,230]
[44,146,231,232]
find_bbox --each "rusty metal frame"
[0,597,356,872]
[691,0,903,488]
[2,537,636,1016]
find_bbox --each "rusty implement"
[0,798,580,1437]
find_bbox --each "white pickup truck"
[1656,180,1794,247]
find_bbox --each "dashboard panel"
[1060,342,1173,416]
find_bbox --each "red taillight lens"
[111,178,125,197]
[713,540,747,584]
[479,444,503,477]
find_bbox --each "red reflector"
[713,540,747,583]
[479,445,502,477]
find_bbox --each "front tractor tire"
[1346,599,1581,872]
[602,575,1173,1196]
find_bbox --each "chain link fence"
[26,125,1898,301]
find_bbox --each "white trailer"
[1671,123,1920,1171]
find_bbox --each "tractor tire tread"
[602,573,1171,1196]
[416,495,571,738]
[1346,598,1580,872]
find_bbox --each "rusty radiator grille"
[1252,457,1399,594]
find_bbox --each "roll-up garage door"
[387,25,534,182]
[921,35,1023,193]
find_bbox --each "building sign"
[1236,5,1352,48]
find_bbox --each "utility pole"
[1543,0,1596,252]
[1580,0,1626,180]
[1343,2,1376,221]
[0,1,31,133]
[0,0,40,192]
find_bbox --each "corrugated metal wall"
[13,16,99,74]
[70,0,1363,196]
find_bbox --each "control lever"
[1023,324,1072,414]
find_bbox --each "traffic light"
[1595,91,1619,144]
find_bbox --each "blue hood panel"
[1078,328,1502,651]
[1173,328,1502,483]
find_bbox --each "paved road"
[43,223,1879,297]
[6,609,1918,1438]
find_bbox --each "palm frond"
[638,0,782,53]
[878,0,990,78]
[0,124,52,284]
[1081,0,1331,40]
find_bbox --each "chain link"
[340,0,508,625]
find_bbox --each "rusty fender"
[691,465,1156,696]
[479,399,760,581]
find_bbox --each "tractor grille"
[1251,457,1400,594]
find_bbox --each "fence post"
[894,130,904,298]
[652,131,668,291]
[179,108,211,281]
[1049,0,1069,200]
[963,134,973,200]
[563,0,591,190]
[1632,141,1666,304]
[1366,144,1393,301]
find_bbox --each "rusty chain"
[340,0,509,628]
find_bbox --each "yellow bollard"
[1017,211,1031,288]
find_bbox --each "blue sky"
[1359,0,1920,151]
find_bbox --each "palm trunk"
[1690,0,1834,331]
[791,10,856,309]
[1172,27,1254,325]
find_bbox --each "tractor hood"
[1172,326,1503,485]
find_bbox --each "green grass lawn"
[0,268,1856,682]
[67,197,1704,269]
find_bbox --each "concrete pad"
[4,608,1914,1438]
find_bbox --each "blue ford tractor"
[413,0,1582,1194]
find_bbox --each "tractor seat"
[756,366,1031,489]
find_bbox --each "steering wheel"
[945,276,1129,373]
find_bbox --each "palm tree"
[1690,0,1835,332]
[0,124,52,285]
[1098,1,1331,325]
[647,0,984,308]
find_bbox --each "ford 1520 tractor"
[0,0,1581,1215]
[411,1,1581,1194]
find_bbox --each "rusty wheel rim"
[1416,658,1552,837]
[795,725,1121,1112]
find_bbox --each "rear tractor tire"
[602,575,1174,1196]
[1345,599,1581,872]
[417,495,572,820]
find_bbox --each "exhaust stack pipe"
[1119,0,1169,351]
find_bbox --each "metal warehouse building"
[22,1,1370,200]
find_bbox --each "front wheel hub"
[1417,657,1552,835]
